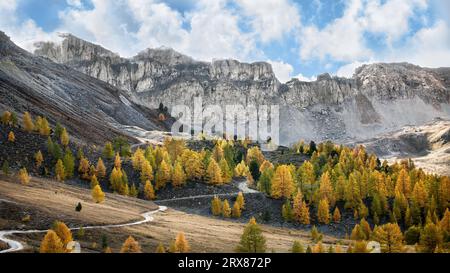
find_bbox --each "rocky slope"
[0,31,169,145]
[353,119,450,176]
[34,34,450,145]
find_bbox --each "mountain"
[0,31,169,145]
[34,34,450,145]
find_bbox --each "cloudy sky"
[1,0,449,82]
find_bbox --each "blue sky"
[1,0,449,82]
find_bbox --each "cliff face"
[33,34,450,145]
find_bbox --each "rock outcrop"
[30,34,450,145]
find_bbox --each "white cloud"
[336,61,372,78]
[295,73,316,82]
[267,60,294,83]
[298,0,372,62]
[236,0,301,43]
[362,0,428,44]
[66,0,83,8]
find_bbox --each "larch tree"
[175,232,190,253]
[236,192,245,210]
[120,236,142,253]
[183,151,203,181]
[55,159,66,182]
[7,131,15,142]
[211,196,222,216]
[271,165,295,199]
[23,112,34,132]
[318,171,335,207]
[131,148,146,171]
[96,158,106,179]
[155,242,166,253]
[207,158,223,185]
[219,158,232,183]
[246,146,265,165]
[222,199,231,218]
[18,168,30,185]
[298,200,310,225]
[114,153,122,169]
[143,180,156,200]
[291,241,305,253]
[292,190,303,223]
[52,221,73,246]
[63,149,75,179]
[35,150,44,168]
[60,128,69,147]
[372,223,404,253]
[234,160,249,177]
[92,184,105,203]
[419,222,443,253]
[235,217,266,253]
[172,160,186,187]
[395,168,411,198]
[90,174,99,188]
[317,198,331,224]
[298,161,315,201]
[78,157,90,180]
[103,142,114,159]
[140,160,154,184]
[40,230,65,253]
[259,160,274,173]
[333,207,341,223]
[39,117,51,136]
[232,201,242,218]
[155,159,171,190]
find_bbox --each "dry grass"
[0,175,346,253]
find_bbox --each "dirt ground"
[0,176,347,253]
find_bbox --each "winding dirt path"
[0,203,167,253]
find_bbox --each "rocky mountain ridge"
[27,34,450,144]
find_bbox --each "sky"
[0,0,449,82]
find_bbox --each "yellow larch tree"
[232,201,242,218]
[120,236,141,253]
[234,160,249,177]
[333,207,341,223]
[236,192,245,210]
[140,159,154,184]
[175,232,190,253]
[35,150,44,168]
[114,153,122,169]
[96,158,106,179]
[222,199,231,218]
[207,158,223,185]
[395,168,411,198]
[317,198,331,224]
[40,230,65,253]
[211,196,222,216]
[271,165,295,199]
[60,128,69,147]
[55,159,66,181]
[22,112,34,132]
[52,221,73,246]
[92,184,105,203]
[172,160,186,187]
[317,171,335,207]
[78,157,90,180]
[18,168,30,185]
[8,131,15,142]
[219,158,232,183]
[372,223,404,253]
[144,180,156,200]
[155,159,171,190]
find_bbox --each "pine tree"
[35,150,44,168]
[236,192,245,210]
[372,223,404,253]
[317,199,330,224]
[291,241,305,253]
[18,168,30,185]
[23,112,34,132]
[120,236,141,253]
[92,184,105,203]
[235,217,266,253]
[232,201,242,218]
[55,159,66,181]
[7,131,15,142]
[40,230,65,253]
[155,159,171,190]
[60,128,69,146]
[96,158,106,179]
[222,199,231,218]
[333,207,341,223]
[155,242,166,253]
[175,232,190,253]
[140,160,154,184]
[207,158,223,185]
[143,180,156,200]
[103,142,114,159]
[271,165,295,199]
[172,160,186,187]
[211,196,222,216]
[52,221,73,245]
